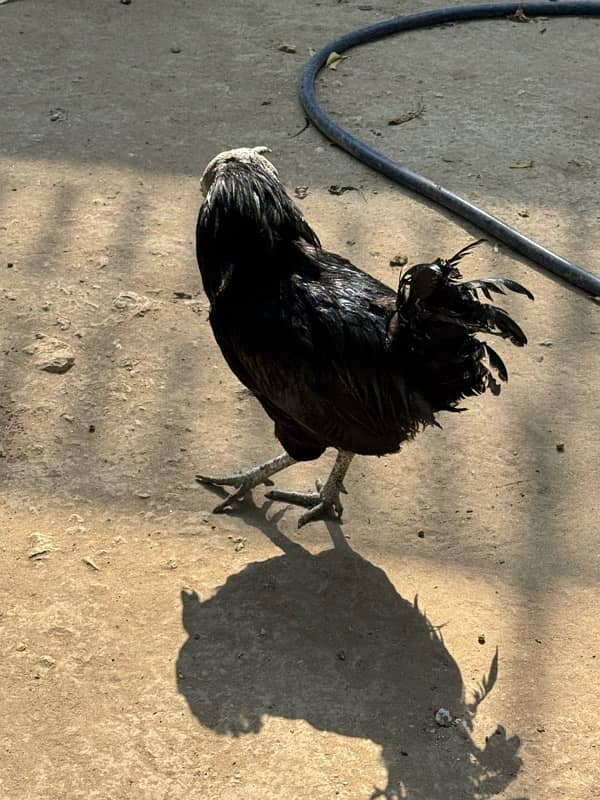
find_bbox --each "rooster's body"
[196,148,532,526]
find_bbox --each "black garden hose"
[300,1,600,295]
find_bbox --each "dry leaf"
[510,7,530,22]
[326,51,347,70]
[388,101,425,126]
[510,160,534,169]
[328,185,358,196]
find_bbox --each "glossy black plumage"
[196,152,532,464]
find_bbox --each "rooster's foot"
[265,481,345,527]
[265,450,354,528]
[196,452,295,513]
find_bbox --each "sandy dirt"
[1,1,599,798]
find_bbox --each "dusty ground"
[1,1,599,798]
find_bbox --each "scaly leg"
[196,451,296,513]
[265,450,354,528]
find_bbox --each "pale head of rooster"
[200,146,276,196]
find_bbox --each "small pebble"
[170,45,181,54]
[556,442,565,452]
[478,633,486,645]
[417,530,425,539]
[16,642,27,652]
[277,43,297,53]
[389,254,408,268]
[435,708,453,727]
[121,0,132,4]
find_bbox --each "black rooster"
[195,147,533,526]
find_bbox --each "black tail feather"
[389,240,533,409]
[461,276,534,302]
[485,343,508,382]
[443,238,487,268]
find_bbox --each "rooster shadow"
[176,522,524,799]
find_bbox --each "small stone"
[113,291,154,316]
[294,186,309,199]
[233,537,246,553]
[556,442,565,452]
[28,532,52,559]
[478,633,486,645]
[166,559,178,570]
[417,530,425,538]
[517,209,530,218]
[539,339,553,347]
[435,708,453,727]
[15,642,27,652]
[7,262,14,268]
[277,43,297,53]
[137,492,151,499]
[121,0,132,4]
[337,650,346,661]
[65,525,87,536]
[43,356,75,374]
[389,254,408,268]
[25,336,75,374]
[170,45,181,54]
[38,655,56,668]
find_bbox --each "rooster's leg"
[265,450,354,528]
[196,451,296,513]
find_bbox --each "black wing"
[209,246,430,459]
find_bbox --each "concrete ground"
[0,1,599,798]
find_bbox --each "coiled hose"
[300,1,600,295]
